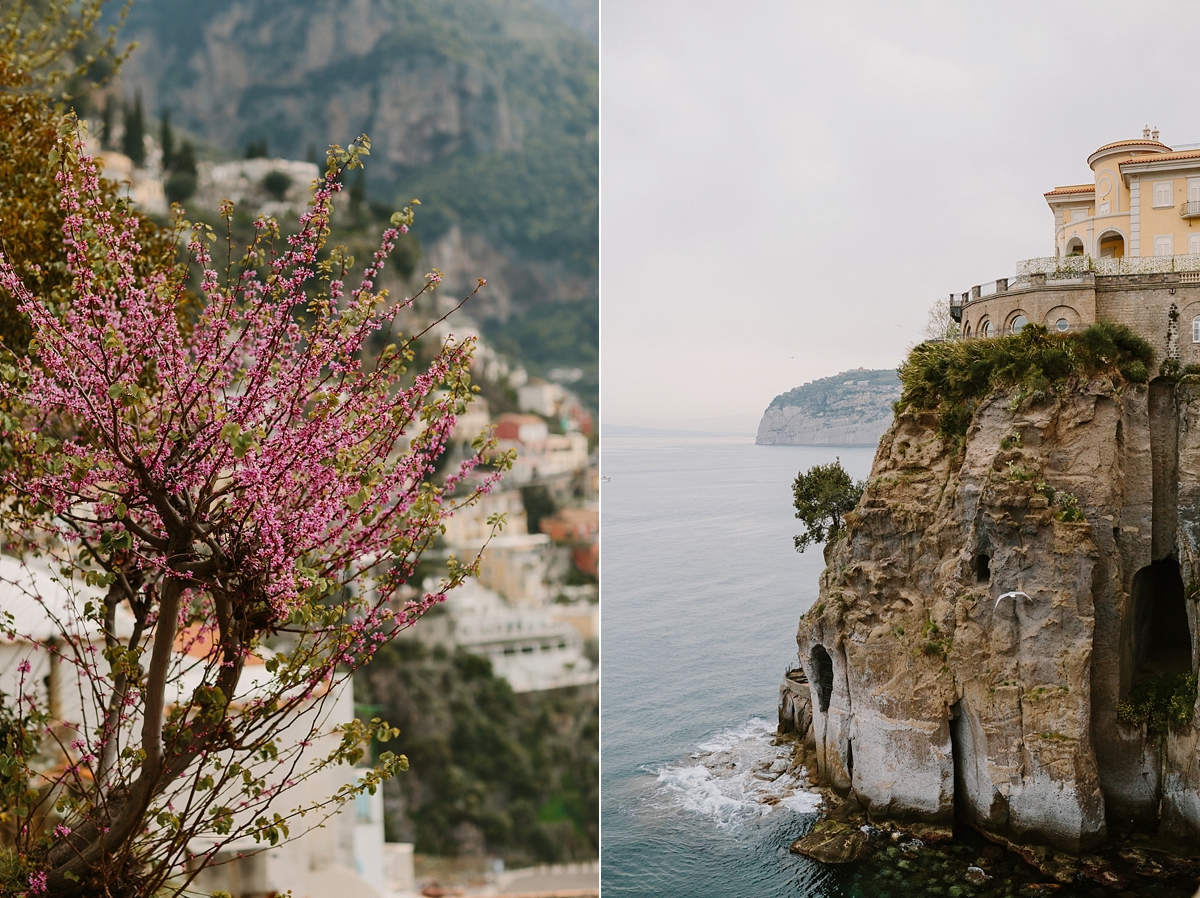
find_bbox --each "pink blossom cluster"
[0,126,499,623]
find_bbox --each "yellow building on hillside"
[952,130,1200,366]
[1048,127,1200,260]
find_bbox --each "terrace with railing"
[950,254,1200,329]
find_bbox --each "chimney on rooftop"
[1144,126,1152,138]
[1152,128,1160,140]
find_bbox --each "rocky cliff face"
[756,369,900,446]
[792,376,1200,853]
[116,0,588,182]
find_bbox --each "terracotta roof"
[1119,149,1200,167]
[1093,139,1171,155]
[1044,184,1094,197]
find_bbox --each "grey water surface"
[601,435,873,896]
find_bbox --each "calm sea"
[600,435,873,896]
[600,434,1198,898]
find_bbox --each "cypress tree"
[160,108,174,171]
[173,140,196,177]
[165,139,197,204]
[123,91,145,167]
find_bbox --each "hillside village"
[86,113,599,678]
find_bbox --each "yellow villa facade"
[1051,128,1200,260]
[953,130,1200,366]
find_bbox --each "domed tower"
[1046,130,1173,259]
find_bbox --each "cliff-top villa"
[952,127,1200,362]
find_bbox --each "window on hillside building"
[981,319,992,338]
[1154,181,1174,208]
[1190,233,1200,256]
[1193,316,1200,344]
[1155,234,1174,256]
[1056,319,1070,332]
[1011,316,1028,334]
[1190,179,1200,204]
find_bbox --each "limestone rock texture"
[794,377,1200,853]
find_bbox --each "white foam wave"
[647,717,822,827]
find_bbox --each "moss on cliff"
[897,323,1154,438]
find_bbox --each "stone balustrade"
[1016,253,1200,278]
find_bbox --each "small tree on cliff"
[792,460,863,553]
[0,121,504,896]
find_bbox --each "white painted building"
[419,580,597,692]
[517,379,564,417]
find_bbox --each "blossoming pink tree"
[0,119,505,896]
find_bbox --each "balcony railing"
[1016,254,1200,278]
[1182,200,1200,219]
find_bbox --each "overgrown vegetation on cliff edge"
[897,323,1155,438]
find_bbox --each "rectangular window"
[1155,234,1174,256]
[1154,181,1174,208]
[1190,179,1200,203]
[1193,316,1200,343]
[1190,233,1200,255]
[1098,202,1111,215]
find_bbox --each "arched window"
[980,319,992,338]
[1056,318,1070,332]
[1011,315,1028,334]
[964,323,972,338]
[1193,316,1200,343]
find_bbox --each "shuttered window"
[1154,181,1174,207]
[1155,235,1174,256]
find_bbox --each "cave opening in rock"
[811,644,833,712]
[948,700,969,821]
[974,554,991,583]
[1126,556,1191,691]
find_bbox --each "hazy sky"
[601,0,1200,430]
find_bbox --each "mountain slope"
[115,0,597,400]
[115,0,596,270]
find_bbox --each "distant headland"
[755,369,900,446]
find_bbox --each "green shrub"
[263,169,292,200]
[1116,672,1198,730]
[792,459,864,552]
[897,322,1155,437]
[1054,491,1084,523]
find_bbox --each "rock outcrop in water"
[756,369,900,446]
[786,375,1200,854]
